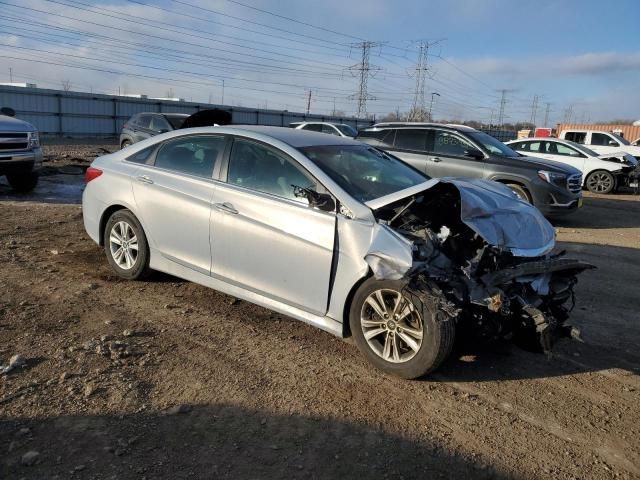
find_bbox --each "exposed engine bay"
[371,180,595,354]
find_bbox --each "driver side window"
[433,131,475,157]
[150,116,171,133]
[227,138,316,204]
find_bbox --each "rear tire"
[104,209,152,280]
[506,183,532,203]
[349,278,455,379]
[585,170,615,194]
[121,139,132,149]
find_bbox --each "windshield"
[566,140,600,157]
[300,144,429,202]
[468,131,518,157]
[165,115,187,129]
[610,133,630,145]
[336,124,358,137]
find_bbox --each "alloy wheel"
[587,172,613,193]
[109,221,139,270]
[360,289,424,363]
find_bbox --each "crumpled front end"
[369,179,594,354]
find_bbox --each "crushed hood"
[598,152,639,166]
[367,178,556,257]
[181,109,232,129]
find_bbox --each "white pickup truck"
[0,107,42,192]
[559,129,640,160]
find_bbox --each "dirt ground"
[0,143,639,479]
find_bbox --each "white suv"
[289,122,358,138]
[559,129,640,160]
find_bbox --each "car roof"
[369,122,477,132]
[225,125,361,147]
[134,112,189,117]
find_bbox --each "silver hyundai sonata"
[83,126,592,378]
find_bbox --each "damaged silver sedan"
[83,126,593,379]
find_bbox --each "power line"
[529,94,539,125]
[408,41,433,121]
[223,0,363,41]
[543,102,552,127]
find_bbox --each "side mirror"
[464,148,484,160]
[158,128,169,133]
[293,185,336,212]
[608,141,619,146]
[1,107,16,117]
[310,192,336,212]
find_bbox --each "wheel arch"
[99,204,128,246]
[341,270,373,338]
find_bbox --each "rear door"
[210,137,336,315]
[131,134,226,273]
[542,141,587,171]
[134,115,154,142]
[429,129,486,178]
[389,128,431,174]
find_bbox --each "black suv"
[120,113,189,148]
[358,122,583,217]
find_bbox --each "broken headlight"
[538,170,566,187]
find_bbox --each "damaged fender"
[364,223,414,280]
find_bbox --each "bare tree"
[61,79,72,92]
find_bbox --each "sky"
[0,0,638,125]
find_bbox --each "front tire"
[121,139,132,149]
[7,171,39,193]
[506,183,532,203]
[104,209,152,280]
[349,278,455,379]
[585,170,615,194]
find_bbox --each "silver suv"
[0,107,42,192]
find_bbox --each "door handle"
[136,175,154,184]
[432,157,442,163]
[213,202,238,215]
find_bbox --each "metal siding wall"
[0,86,373,136]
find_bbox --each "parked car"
[83,126,592,378]
[0,107,42,192]
[506,138,639,194]
[559,129,640,160]
[357,122,583,216]
[120,109,232,148]
[289,121,358,138]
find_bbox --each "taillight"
[85,167,103,183]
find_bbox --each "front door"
[210,137,336,315]
[131,134,226,273]
[429,129,486,178]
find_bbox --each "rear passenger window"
[227,138,315,204]
[357,129,395,147]
[154,136,224,178]
[126,145,155,164]
[138,115,152,129]
[322,124,340,136]
[302,124,323,132]
[394,129,427,151]
[433,131,475,156]
[564,132,586,144]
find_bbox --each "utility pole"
[529,94,539,125]
[348,41,382,118]
[563,104,574,123]
[408,41,431,121]
[543,102,551,127]
[9,67,12,83]
[221,80,225,105]
[306,90,312,114]
[497,89,509,128]
[428,92,440,121]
